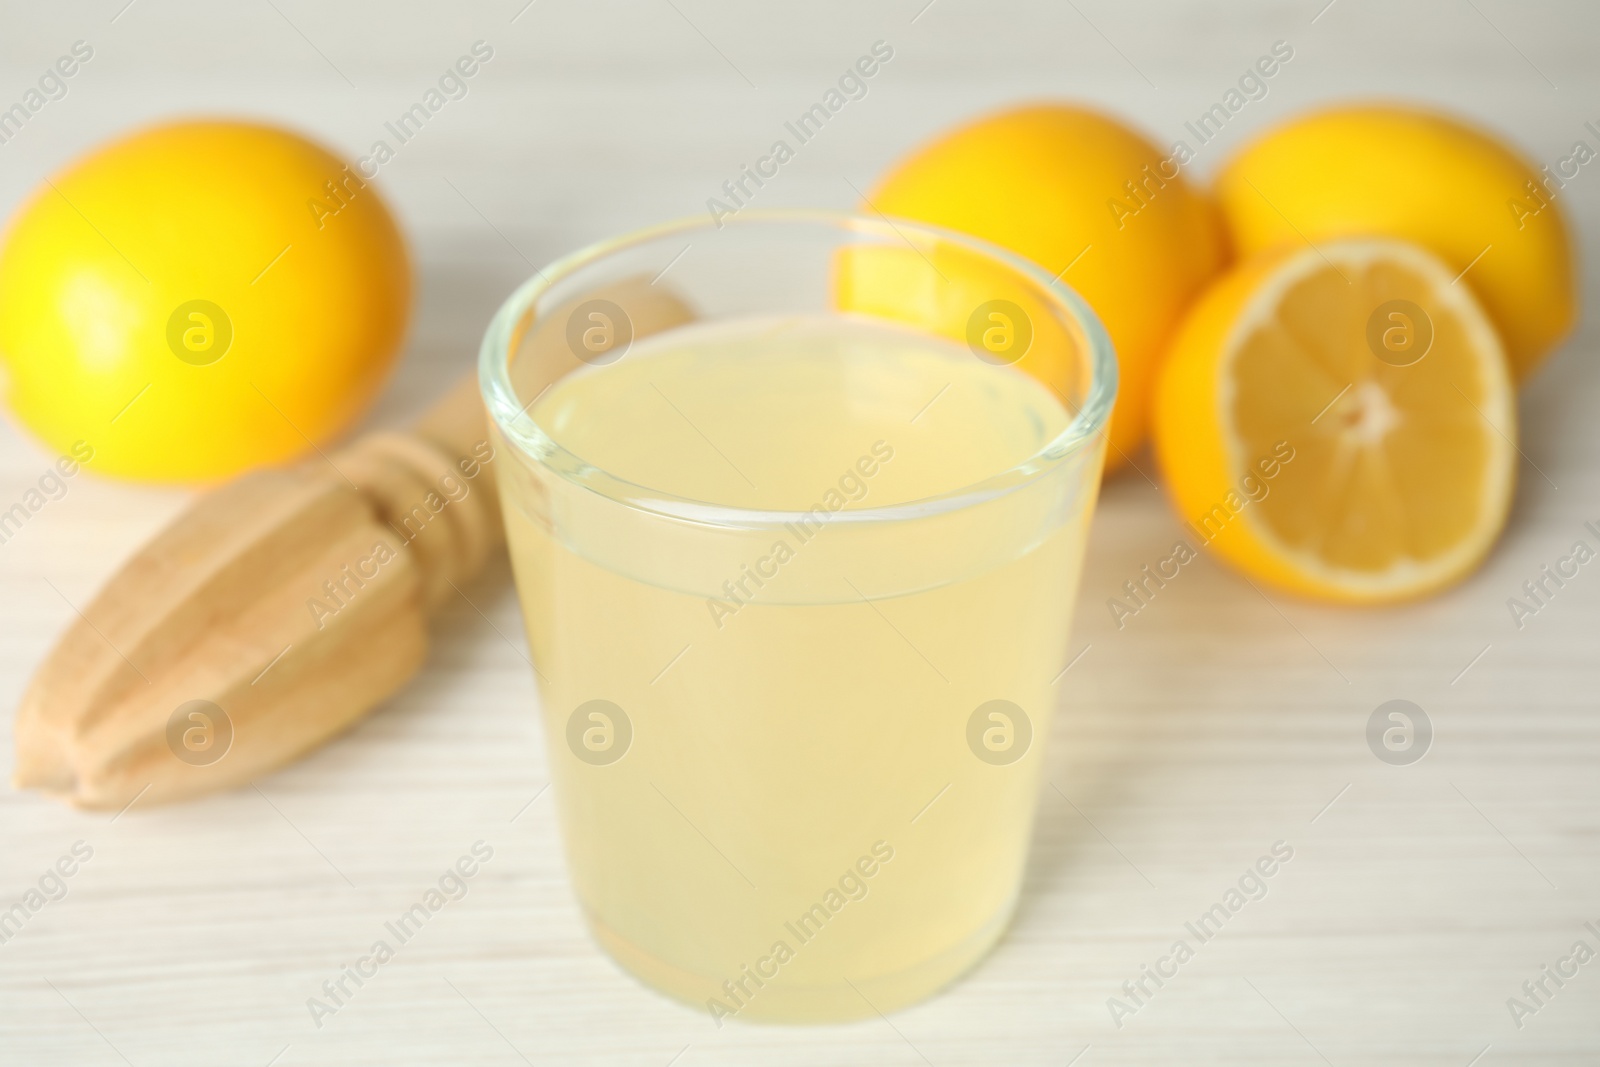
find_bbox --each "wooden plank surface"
[2,1,1599,1063]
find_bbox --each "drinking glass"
[479,211,1115,1022]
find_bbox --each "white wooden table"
[3,2,1599,1063]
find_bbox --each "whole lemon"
[0,119,410,482]
[853,103,1227,467]
[1215,104,1576,381]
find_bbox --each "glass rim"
[478,209,1118,528]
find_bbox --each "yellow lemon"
[843,103,1226,468]
[0,119,410,482]
[1215,104,1576,381]
[832,239,1098,428]
[1153,238,1515,603]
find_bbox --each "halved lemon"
[1153,238,1516,603]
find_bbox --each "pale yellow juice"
[500,313,1093,1021]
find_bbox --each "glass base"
[587,895,1018,1025]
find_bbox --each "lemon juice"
[500,312,1098,1020]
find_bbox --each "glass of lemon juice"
[479,212,1115,1022]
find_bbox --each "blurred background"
[2,1,1598,1064]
